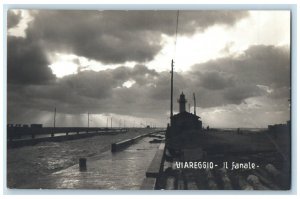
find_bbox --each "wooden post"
[111,143,117,152]
[79,158,87,171]
[170,59,174,124]
[193,93,196,115]
[54,107,56,128]
[87,112,89,128]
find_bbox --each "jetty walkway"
[17,131,165,189]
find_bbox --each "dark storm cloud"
[7,10,21,29]
[7,44,290,124]
[188,45,290,107]
[7,36,55,85]
[195,71,235,90]
[7,10,248,87]
[23,10,248,64]
[191,45,290,89]
[7,65,160,117]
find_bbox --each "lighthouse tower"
[178,92,187,113]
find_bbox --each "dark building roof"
[172,111,200,120]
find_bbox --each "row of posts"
[10,128,126,141]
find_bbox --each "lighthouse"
[178,92,187,113]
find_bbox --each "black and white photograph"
[6,9,291,190]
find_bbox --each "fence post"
[79,158,87,171]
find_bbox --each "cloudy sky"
[7,10,290,128]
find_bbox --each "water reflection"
[32,137,160,189]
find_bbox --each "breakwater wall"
[8,129,127,148]
[111,130,165,152]
[8,126,123,138]
[141,143,166,190]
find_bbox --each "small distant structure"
[268,121,290,139]
[170,92,202,132]
[166,92,203,159]
[30,124,43,128]
[268,122,289,133]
